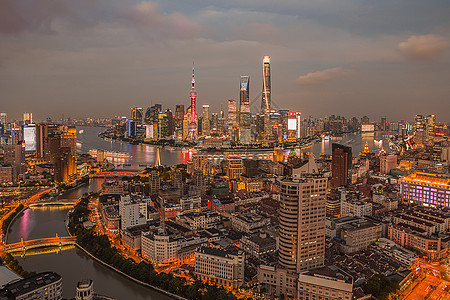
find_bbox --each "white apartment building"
[298,266,353,300]
[177,211,221,230]
[119,194,146,230]
[340,199,372,217]
[194,246,244,289]
[141,230,179,266]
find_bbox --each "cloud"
[398,34,449,60]
[296,67,353,85]
[0,0,202,40]
[0,0,68,35]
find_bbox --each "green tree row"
[362,274,399,300]
[3,253,36,278]
[2,204,24,234]
[69,195,237,300]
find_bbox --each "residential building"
[226,157,244,180]
[119,194,147,230]
[0,272,63,300]
[231,212,270,233]
[331,144,352,188]
[380,154,397,175]
[194,246,244,289]
[297,266,353,300]
[240,232,276,258]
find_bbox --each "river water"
[6,126,389,299]
[77,126,390,168]
[7,179,171,300]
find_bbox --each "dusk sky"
[1,0,449,123]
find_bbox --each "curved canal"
[7,179,171,300]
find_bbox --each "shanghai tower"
[261,56,271,112]
[261,56,271,139]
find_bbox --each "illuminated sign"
[146,124,154,139]
[435,132,445,137]
[23,124,36,152]
[288,118,297,130]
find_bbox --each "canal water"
[7,179,171,300]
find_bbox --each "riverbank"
[66,194,237,300]
[3,204,26,242]
[74,243,187,300]
[100,130,321,152]
[64,194,185,300]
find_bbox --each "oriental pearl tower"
[186,63,198,140]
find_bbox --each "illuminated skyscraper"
[131,107,143,124]
[202,104,210,136]
[174,105,185,139]
[0,113,7,125]
[239,76,251,144]
[186,65,198,140]
[261,56,271,139]
[228,99,238,140]
[23,112,33,125]
[331,143,352,188]
[261,56,271,113]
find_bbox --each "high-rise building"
[157,110,173,138]
[0,113,7,125]
[226,156,243,180]
[202,104,210,136]
[262,56,271,139]
[228,99,238,140]
[278,161,327,273]
[3,143,25,180]
[61,126,77,157]
[23,112,33,125]
[119,195,146,230]
[149,170,160,195]
[239,76,251,144]
[426,114,436,145]
[192,169,206,196]
[380,154,397,175]
[131,107,143,124]
[36,124,59,158]
[44,130,76,182]
[258,157,327,298]
[174,105,185,138]
[261,56,271,113]
[127,120,137,137]
[381,117,387,131]
[54,146,76,182]
[171,168,183,193]
[186,65,198,140]
[211,113,218,134]
[331,144,352,188]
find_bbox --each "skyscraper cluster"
[124,55,302,144]
[0,115,77,183]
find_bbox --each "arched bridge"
[2,235,76,254]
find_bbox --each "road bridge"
[1,235,76,254]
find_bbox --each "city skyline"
[1,0,450,121]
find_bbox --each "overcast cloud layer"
[1,0,449,122]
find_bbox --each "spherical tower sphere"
[190,90,197,98]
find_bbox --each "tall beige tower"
[278,159,327,273]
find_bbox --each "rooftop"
[0,272,61,298]
[196,246,241,258]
